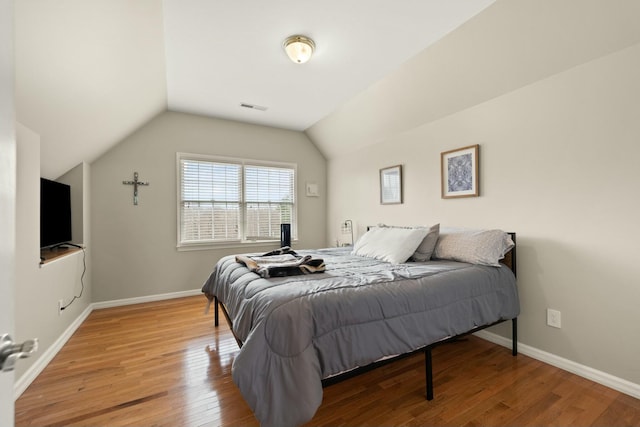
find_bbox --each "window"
[178,153,296,248]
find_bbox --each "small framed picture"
[380,165,403,204]
[441,145,479,199]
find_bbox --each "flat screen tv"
[40,178,72,249]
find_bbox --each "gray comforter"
[201,247,519,426]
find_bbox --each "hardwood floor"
[15,296,640,426]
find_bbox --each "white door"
[1,0,16,425]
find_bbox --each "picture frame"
[441,144,479,199]
[380,165,403,204]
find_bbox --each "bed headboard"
[364,226,517,277]
[502,232,517,277]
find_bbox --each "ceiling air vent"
[240,103,268,111]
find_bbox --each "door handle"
[0,334,39,373]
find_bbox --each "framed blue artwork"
[441,144,479,199]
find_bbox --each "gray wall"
[314,42,640,386]
[91,111,327,302]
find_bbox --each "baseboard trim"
[474,330,640,400]
[14,289,202,400]
[92,289,202,310]
[13,303,93,399]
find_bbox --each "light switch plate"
[306,182,319,197]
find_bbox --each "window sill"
[176,240,298,252]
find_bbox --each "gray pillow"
[434,228,514,267]
[411,223,440,261]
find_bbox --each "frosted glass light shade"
[283,35,315,64]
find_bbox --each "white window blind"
[178,154,296,247]
[180,159,242,243]
[244,165,295,240]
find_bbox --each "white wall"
[307,0,640,160]
[322,43,640,386]
[0,0,16,421]
[90,111,327,302]
[15,124,92,387]
[14,0,167,179]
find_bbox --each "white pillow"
[352,226,429,264]
[374,223,440,262]
[434,228,514,267]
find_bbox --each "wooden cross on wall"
[122,172,149,206]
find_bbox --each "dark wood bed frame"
[212,232,518,401]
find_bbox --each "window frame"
[176,152,298,251]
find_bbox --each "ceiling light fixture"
[283,35,315,64]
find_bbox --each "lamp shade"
[283,35,315,64]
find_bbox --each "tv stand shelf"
[40,246,82,265]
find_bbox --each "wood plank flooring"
[15,296,640,426]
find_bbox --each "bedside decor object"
[341,220,353,246]
[280,223,291,248]
[283,35,315,64]
[122,172,150,205]
[380,165,402,204]
[441,145,479,199]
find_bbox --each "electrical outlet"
[58,299,64,316]
[547,308,561,328]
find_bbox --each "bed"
[201,226,520,426]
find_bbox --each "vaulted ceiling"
[14,0,640,179]
[15,0,495,178]
[162,0,495,131]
